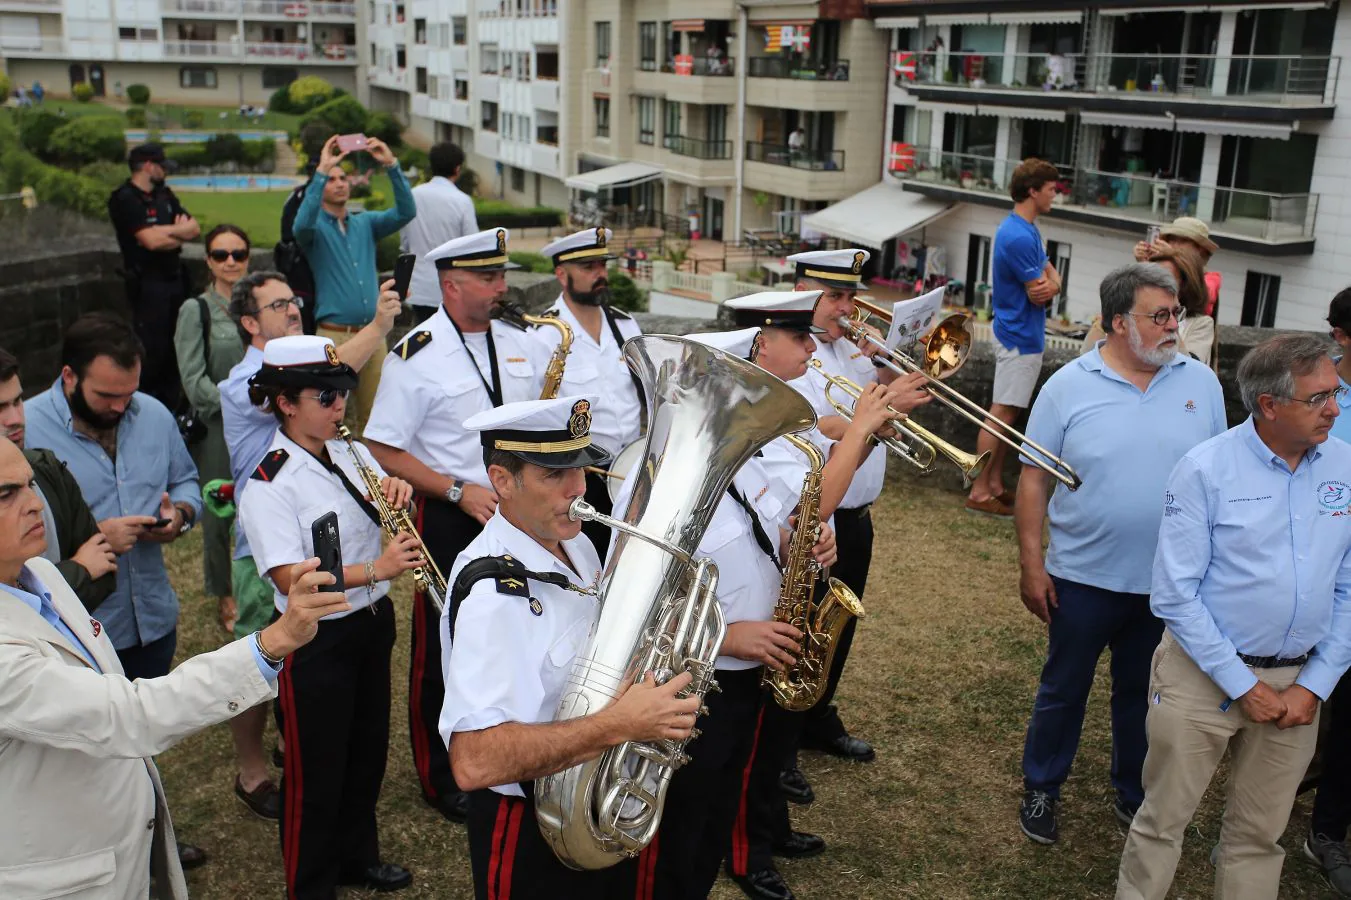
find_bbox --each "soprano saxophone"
[493,300,573,400]
[761,434,866,711]
[338,425,448,611]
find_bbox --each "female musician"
[237,335,423,900]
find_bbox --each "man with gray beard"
[1012,262,1227,845]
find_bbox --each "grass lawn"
[157,469,1330,899]
[4,98,302,132]
[183,171,396,248]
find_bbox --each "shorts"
[232,556,277,640]
[992,344,1044,409]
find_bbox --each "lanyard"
[602,306,648,431]
[302,444,382,528]
[727,483,781,569]
[444,307,502,407]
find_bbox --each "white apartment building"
[822,0,1348,333]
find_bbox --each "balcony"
[900,51,1338,119]
[894,149,1317,254]
[244,41,356,61]
[748,56,849,81]
[633,56,736,105]
[663,135,732,160]
[746,141,844,171]
[659,55,735,78]
[532,143,559,176]
[0,35,67,56]
[163,40,241,58]
[0,0,61,6]
[241,0,355,15]
[531,79,558,112]
[162,0,239,14]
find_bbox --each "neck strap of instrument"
[445,306,503,407]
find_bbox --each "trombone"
[841,298,1082,491]
[811,360,989,485]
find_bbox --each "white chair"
[1151,182,1169,216]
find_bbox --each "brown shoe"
[997,488,1017,506]
[235,776,281,820]
[965,496,1013,518]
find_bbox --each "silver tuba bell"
[534,334,816,870]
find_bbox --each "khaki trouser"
[1116,631,1320,900]
[316,325,386,437]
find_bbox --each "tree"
[287,75,338,113]
[299,95,367,136]
[47,117,127,166]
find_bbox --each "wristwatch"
[445,480,464,504]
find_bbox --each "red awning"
[671,19,704,32]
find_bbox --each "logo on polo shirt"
[1319,481,1350,512]
[1163,491,1181,518]
[1184,400,1196,412]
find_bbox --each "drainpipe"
[733,2,749,238]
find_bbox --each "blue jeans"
[116,629,178,681]
[1021,578,1162,807]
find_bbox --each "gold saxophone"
[494,301,573,400]
[338,425,448,611]
[761,433,866,711]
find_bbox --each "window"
[454,77,469,100]
[639,22,657,71]
[595,21,611,68]
[481,44,499,74]
[180,66,217,88]
[396,45,406,68]
[1046,241,1071,319]
[517,51,530,81]
[482,100,499,131]
[663,99,681,139]
[414,18,425,43]
[704,104,726,143]
[537,48,558,79]
[262,67,297,89]
[502,112,514,139]
[637,96,655,145]
[452,16,466,43]
[1241,272,1281,327]
[511,166,525,192]
[120,26,155,40]
[594,96,610,137]
[416,66,427,93]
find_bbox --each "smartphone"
[151,517,173,529]
[392,252,417,301]
[1146,225,1161,245]
[310,511,346,594]
[336,133,368,153]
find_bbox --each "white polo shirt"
[790,336,886,509]
[400,176,480,308]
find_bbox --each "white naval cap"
[725,290,825,334]
[686,327,762,360]
[250,335,358,390]
[540,226,617,266]
[786,247,871,289]
[426,227,518,272]
[464,395,612,469]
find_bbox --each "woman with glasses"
[238,335,423,899]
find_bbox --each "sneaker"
[1020,790,1058,844]
[965,496,1013,518]
[1113,796,1139,827]
[1305,832,1351,898]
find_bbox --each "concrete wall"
[4,59,357,106]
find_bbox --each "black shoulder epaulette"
[396,330,433,360]
[250,448,289,481]
[446,555,580,641]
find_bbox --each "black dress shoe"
[803,732,875,763]
[778,766,814,805]
[177,842,208,871]
[339,862,413,892]
[425,790,469,824]
[772,830,826,859]
[729,867,795,900]
[234,776,281,820]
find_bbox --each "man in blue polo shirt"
[1013,262,1226,845]
[967,158,1063,517]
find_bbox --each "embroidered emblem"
[495,574,530,598]
[595,226,607,248]
[529,597,543,616]
[324,343,340,366]
[852,251,865,274]
[1319,480,1351,511]
[90,618,101,637]
[569,399,592,437]
[1184,399,1196,412]
[496,229,507,254]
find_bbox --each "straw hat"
[1160,217,1219,255]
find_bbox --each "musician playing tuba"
[532,227,646,559]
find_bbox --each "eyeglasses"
[208,249,250,263]
[1282,386,1349,410]
[1127,306,1187,327]
[298,388,349,408]
[253,296,305,315]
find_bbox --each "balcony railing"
[241,0,355,13]
[658,55,736,77]
[163,40,240,58]
[747,56,849,81]
[903,50,1339,105]
[0,0,61,6]
[896,149,1318,243]
[0,36,67,54]
[162,0,239,13]
[245,41,357,60]
[746,141,844,171]
[663,135,732,160]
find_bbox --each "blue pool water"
[169,175,299,191]
[124,130,286,143]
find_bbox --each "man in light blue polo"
[1118,334,1351,899]
[1013,262,1226,845]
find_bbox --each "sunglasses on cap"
[209,248,250,263]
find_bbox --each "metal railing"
[747,56,849,81]
[0,36,67,54]
[904,50,1338,105]
[240,0,355,13]
[243,41,357,60]
[659,56,736,77]
[746,141,845,171]
[663,135,732,160]
[163,40,240,58]
[162,0,239,13]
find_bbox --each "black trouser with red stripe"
[467,789,635,900]
[581,470,615,561]
[727,697,803,878]
[410,496,482,803]
[276,597,395,900]
[802,505,873,743]
[633,667,765,900]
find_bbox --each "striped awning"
[874,16,920,29]
[1080,110,1176,131]
[917,100,979,116]
[1101,2,1324,14]
[977,104,1066,123]
[1174,118,1295,139]
[671,19,704,32]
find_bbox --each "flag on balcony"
[889,142,915,173]
[892,50,915,81]
[763,23,811,53]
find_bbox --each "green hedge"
[299,94,367,136]
[16,109,68,157]
[0,120,109,219]
[125,107,147,127]
[475,201,564,230]
[509,251,554,274]
[165,135,276,171]
[608,269,648,313]
[47,117,127,166]
[126,83,150,104]
[72,83,94,102]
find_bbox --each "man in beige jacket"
[0,436,348,899]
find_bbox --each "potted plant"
[960,169,975,188]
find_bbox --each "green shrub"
[166,143,210,170]
[287,75,338,113]
[508,251,554,274]
[0,120,108,219]
[455,166,479,197]
[300,94,366,137]
[607,269,648,313]
[376,232,401,271]
[268,84,295,114]
[364,110,403,147]
[205,132,244,164]
[183,109,205,129]
[0,73,11,102]
[396,146,429,176]
[125,83,150,104]
[474,200,564,230]
[124,106,147,127]
[72,83,94,102]
[47,117,127,165]
[239,139,277,171]
[297,120,335,169]
[16,109,68,158]
[78,160,127,190]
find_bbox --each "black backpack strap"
[446,555,582,643]
[196,295,212,372]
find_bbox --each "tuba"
[761,434,865,711]
[493,300,572,399]
[534,335,816,870]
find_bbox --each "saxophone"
[338,426,448,611]
[493,300,572,400]
[761,433,866,712]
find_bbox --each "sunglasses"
[299,388,349,408]
[209,249,250,263]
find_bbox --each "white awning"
[917,100,979,116]
[1080,110,1177,131]
[1174,117,1295,139]
[977,104,1066,122]
[874,16,920,29]
[988,11,1083,25]
[922,12,992,26]
[801,183,954,250]
[1101,2,1323,13]
[565,162,663,193]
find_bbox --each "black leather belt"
[1238,651,1310,669]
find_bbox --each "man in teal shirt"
[294,134,416,433]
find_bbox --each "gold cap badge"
[568,399,592,438]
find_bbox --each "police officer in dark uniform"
[108,142,200,409]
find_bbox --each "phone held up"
[1146,225,1161,246]
[336,133,369,154]
[311,512,346,594]
[393,253,417,302]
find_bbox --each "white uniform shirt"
[438,513,603,797]
[535,296,645,457]
[400,177,480,308]
[757,429,836,534]
[237,429,390,617]
[364,306,551,488]
[790,336,886,509]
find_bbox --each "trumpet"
[810,360,989,484]
[493,300,573,400]
[840,299,1082,491]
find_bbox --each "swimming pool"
[169,175,299,191]
[124,130,287,143]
